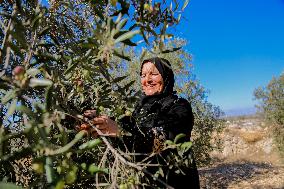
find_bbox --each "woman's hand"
[91,115,119,137]
[76,110,119,137]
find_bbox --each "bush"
[254,72,284,158]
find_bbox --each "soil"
[198,115,284,189]
[199,159,284,189]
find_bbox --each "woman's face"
[141,62,164,96]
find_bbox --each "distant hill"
[224,107,257,117]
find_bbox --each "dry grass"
[239,131,265,143]
[225,127,266,144]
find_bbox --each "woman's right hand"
[77,110,119,138]
[91,115,119,137]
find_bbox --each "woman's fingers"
[91,128,114,137]
[92,117,107,124]
[92,117,109,130]
[75,114,118,138]
[100,115,108,119]
[95,124,107,130]
[86,115,119,137]
[76,123,90,131]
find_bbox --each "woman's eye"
[141,74,146,78]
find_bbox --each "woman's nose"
[145,74,152,82]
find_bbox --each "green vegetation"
[254,72,284,158]
[0,0,223,188]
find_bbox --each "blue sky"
[174,0,284,113]
[40,0,283,115]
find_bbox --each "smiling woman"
[80,57,200,188]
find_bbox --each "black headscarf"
[141,57,175,95]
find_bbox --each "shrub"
[254,72,284,158]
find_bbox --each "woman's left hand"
[91,115,119,137]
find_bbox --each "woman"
[83,57,200,188]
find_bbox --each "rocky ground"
[198,115,284,189]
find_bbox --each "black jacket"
[119,93,200,189]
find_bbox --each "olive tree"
[0,0,190,188]
[254,72,284,158]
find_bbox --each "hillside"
[199,115,284,189]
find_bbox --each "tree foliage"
[254,72,284,158]
[0,0,223,188]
